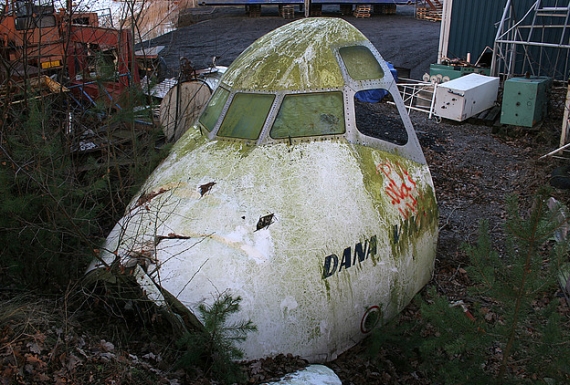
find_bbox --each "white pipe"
[437,0,453,63]
[491,0,513,77]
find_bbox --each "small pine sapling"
[176,292,256,384]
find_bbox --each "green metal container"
[500,76,552,127]
[429,63,491,81]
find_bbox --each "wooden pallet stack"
[416,0,443,21]
[374,4,397,15]
[247,4,262,17]
[279,4,295,18]
[309,4,322,16]
[354,4,371,18]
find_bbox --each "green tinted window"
[339,46,384,81]
[270,92,345,139]
[218,93,275,140]
[199,87,230,132]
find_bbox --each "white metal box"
[434,73,499,122]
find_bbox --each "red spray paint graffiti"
[376,161,418,219]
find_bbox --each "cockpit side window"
[270,92,345,139]
[218,93,275,140]
[339,46,384,81]
[339,45,408,146]
[354,90,408,145]
[199,87,230,132]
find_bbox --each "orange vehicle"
[0,2,58,80]
[0,0,142,105]
[66,24,140,106]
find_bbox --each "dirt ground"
[3,5,570,385]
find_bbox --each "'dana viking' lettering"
[322,235,377,279]
[392,213,424,244]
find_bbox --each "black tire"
[550,165,570,189]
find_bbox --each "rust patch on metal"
[134,188,170,209]
[156,233,192,241]
[199,182,216,197]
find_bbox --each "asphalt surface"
[144,4,441,81]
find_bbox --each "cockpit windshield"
[196,41,410,151]
[218,93,275,140]
[270,92,345,139]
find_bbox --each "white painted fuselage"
[89,17,438,362]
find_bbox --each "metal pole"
[437,0,453,63]
[491,0,512,77]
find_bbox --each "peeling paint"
[222,18,364,91]
[199,182,216,197]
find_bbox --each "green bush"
[367,191,570,383]
[0,87,165,292]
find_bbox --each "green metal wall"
[446,0,508,61]
[447,0,569,79]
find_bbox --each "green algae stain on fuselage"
[353,145,438,257]
[222,18,367,91]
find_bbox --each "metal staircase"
[491,0,570,80]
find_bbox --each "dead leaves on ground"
[0,298,182,385]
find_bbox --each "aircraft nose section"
[124,223,338,362]
[86,16,440,365]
